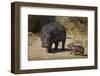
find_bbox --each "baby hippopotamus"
[68,43,84,55]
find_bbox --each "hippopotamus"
[41,22,66,53]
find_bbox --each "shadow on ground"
[47,48,72,53]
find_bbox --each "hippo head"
[41,34,51,48]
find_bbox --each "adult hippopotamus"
[41,22,66,53]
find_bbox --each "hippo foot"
[61,48,65,50]
[48,50,57,53]
[53,48,57,50]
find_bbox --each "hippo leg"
[48,43,53,53]
[62,39,65,50]
[54,42,58,50]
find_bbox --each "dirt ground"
[28,32,88,61]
